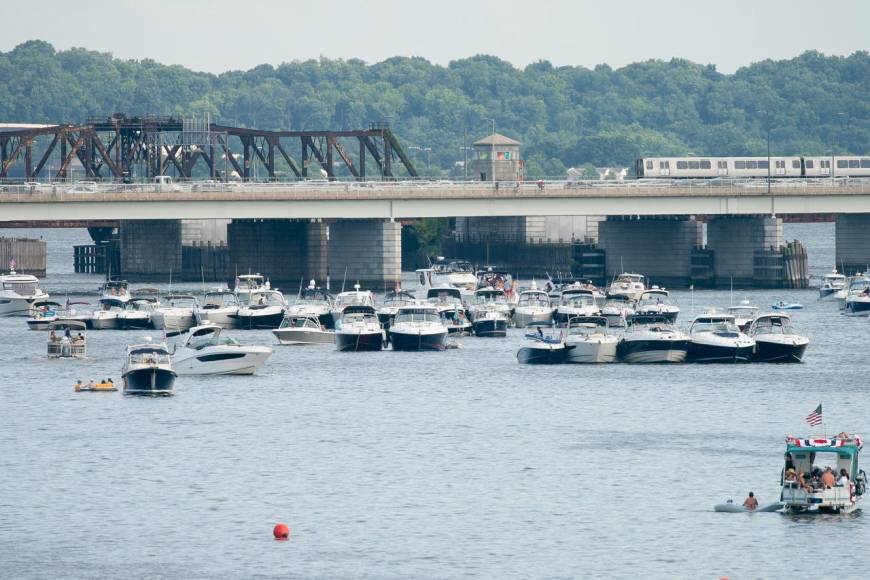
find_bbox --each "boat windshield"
[692,321,739,334]
[129,350,171,365]
[753,319,792,335]
[337,313,377,328]
[519,293,550,307]
[3,280,38,295]
[203,293,238,307]
[336,293,373,308]
[476,291,506,304]
[568,324,604,337]
[165,297,198,308]
[638,293,670,305]
[283,317,321,329]
[249,293,284,307]
[434,260,473,274]
[383,292,416,306]
[296,288,332,304]
[562,294,594,306]
[128,299,156,311]
[395,310,440,324]
[189,334,239,349]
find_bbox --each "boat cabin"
[518,289,551,307]
[383,290,417,307]
[279,315,324,330]
[638,289,672,305]
[560,288,595,307]
[748,314,794,336]
[394,305,441,324]
[781,435,865,513]
[201,289,240,308]
[245,290,285,308]
[127,344,172,366]
[689,314,740,335]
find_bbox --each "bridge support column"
[119,219,182,280]
[836,214,870,275]
[598,217,702,287]
[227,219,327,288]
[706,216,782,287]
[328,219,401,288]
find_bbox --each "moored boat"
[172,324,272,375]
[388,304,448,351]
[0,269,50,317]
[194,288,240,328]
[513,285,555,328]
[272,315,334,345]
[747,313,809,363]
[819,269,846,301]
[618,314,689,363]
[122,340,176,396]
[687,312,755,363]
[236,289,286,329]
[781,434,866,514]
[564,316,618,364]
[606,272,646,301]
[46,320,88,359]
[517,325,566,364]
[727,301,759,331]
[334,305,384,352]
[635,287,679,323]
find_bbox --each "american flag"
[806,404,822,427]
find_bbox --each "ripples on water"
[1,224,868,579]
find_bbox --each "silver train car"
[636,156,870,179]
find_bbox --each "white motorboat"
[475,269,518,303]
[516,324,566,364]
[554,287,598,325]
[389,304,448,351]
[236,289,287,329]
[842,277,870,317]
[469,287,513,337]
[687,312,755,363]
[334,305,384,351]
[727,301,759,331]
[635,287,679,323]
[233,273,269,304]
[117,297,159,330]
[122,339,176,396]
[26,299,87,330]
[606,273,647,301]
[285,282,334,328]
[618,314,689,363]
[514,285,555,328]
[98,279,131,304]
[425,286,472,335]
[377,289,419,330]
[564,316,618,364]
[150,294,199,331]
[272,315,335,345]
[0,269,49,317]
[194,288,240,328]
[600,295,635,328]
[819,269,846,301]
[172,324,272,375]
[330,284,375,325]
[747,313,809,363]
[46,320,88,359]
[89,297,126,330]
[430,257,477,291]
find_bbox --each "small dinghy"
[772,301,803,310]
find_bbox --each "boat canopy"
[299,287,333,301]
[342,305,376,315]
[48,320,87,331]
[99,298,126,308]
[128,345,170,355]
[786,436,862,459]
[427,287,462,300]
[626,314,671,326]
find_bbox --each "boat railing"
[47,341,86,358]
[782,483,853,505]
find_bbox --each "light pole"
[483,118,495,181]
[459,146,473,180]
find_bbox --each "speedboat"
[0,269,49,317]
[618,314,689,363]
[172,324,272,375]
[117,297,159,330]
[424,286,472,335]
[98,279,131,304]
[687,312,755,363]
[377,289,419,331]
[236,289,287,329]
[122,339,176,396]
[150,294,199,331]
[46,320,88,359]
[194,288,240,328]
[727,301,759,331]
[430,257,477,291]
[606,273,647,301]
[285,282,334,328]
[600,295,634,328]
[469,287,512,337]
[564,316,618,364]
[330,284,375,325]
[835,273,870,310]
[781,434,866,514]
[513,285,555,328]
[516,325,566,364]
[272,315,335,345]
[475,269,518,303]
[26,300,62,330]
[635,287,679,323]
[747,313,809,363]
[89,297,126,330]
[842,277,870,317]
[819,269,846,301]
[554,287,598,325]
[334,305,384,351]
[233,273,269,304]
[389,304,448,351]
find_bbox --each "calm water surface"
[1,224,868,579]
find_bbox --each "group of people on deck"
[48,329,85,344]
[784,465,851,492]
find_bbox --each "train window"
[837,160,848,168]
[805,160,814,169]
[757,161,768,169]
[747,161,758,169]
[718,161,727,169]
[861,159,870,168]
[849,159,859,168]
[700,160,711,169]
[659,161,670,169]
[688,161,700,170]
[792,160,801,168]
[646,160,653,170]
[735,160,746,169]
[676,161,688,169]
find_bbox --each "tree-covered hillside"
[1,40,867,177]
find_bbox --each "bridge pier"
[328,219,401,288]
[227,219,328,288]
[706,216,782,287]
[598,217,702,287]
[119,219,182,280]
[835,214,870,275]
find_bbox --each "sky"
[1,0,867,74]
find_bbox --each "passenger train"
[635,156,870,179]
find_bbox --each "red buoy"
[273,523,290,540]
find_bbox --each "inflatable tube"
[714,502,782,513]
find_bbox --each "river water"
[1,224,868,579]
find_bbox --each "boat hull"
[751,339,808,363]
[565,340,618,363]
[618,339,689,363]
[174,348,271,375]
[389,329,447,351]
[271,328,335,345]
[473,318,508,337]
[517,345,566,364]
[843,299,870,316]
[514,309,554,328]
[236,310,285,330]
[687,342,754,363]
[335,331,383,352]
[122,367,176,396]
[90,315,120,330]
[118,315,153,330]
[195,309,238,329]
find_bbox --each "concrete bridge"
[2,178,870,287]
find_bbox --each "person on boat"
[74,380,83,392]
[798,471,813,492]
[821,467,836,488]
[838,469,850,486]
[49,330,58,342]
[784,468,798,483]
[537,326,544,339]
[742,492,758,511]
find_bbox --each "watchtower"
[472,133,522,181]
